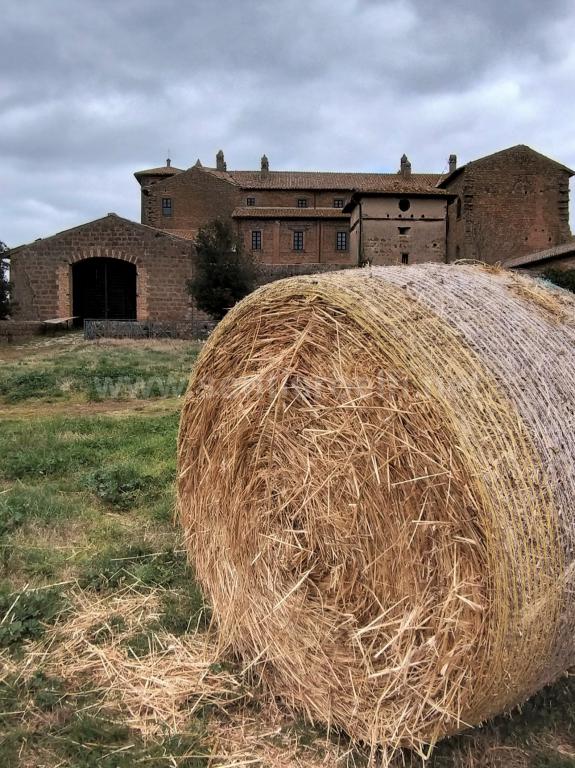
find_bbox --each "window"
[293,231,304,250]
[401,253,409,265]
[336,231,348,251]
[333,198,344,208]
[251,230,262,250]
[246,197,256,206]
[297,198,308,208]
[398,227,411,235]
[456,197,462,219]
[162,197,172,216]
[398,198,411,212]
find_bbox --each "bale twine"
[177,264,575,753]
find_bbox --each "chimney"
[400,154,412,178]
[449,154,457,174]
[166,158,171,168]
[216,150,227,172]
[261,154,269,176]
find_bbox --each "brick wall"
[257,262,352,284]
[0,321,44,343]
[444,146,572,264]
[235,190,352,209]
[10,214,201,323]
[143,166,240,232]
[236,218,355,267]
[444,173,466,262]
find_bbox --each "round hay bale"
[177,263,575,751]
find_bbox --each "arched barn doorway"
[72,258,137,320]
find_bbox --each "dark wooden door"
[73,258,137,320]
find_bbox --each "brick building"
[8,144,573,324]
[439,145,572,264]
[137,151,451,268]
[9,215,198,323]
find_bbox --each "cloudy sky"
[2,0,575,246]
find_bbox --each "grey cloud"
[1,0,574,245]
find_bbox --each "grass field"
[0,333,573,767]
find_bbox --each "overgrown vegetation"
[188,218,257,321]
[543,267,575,294]
[0,337,198,403]
[0,337,211,764]
[0,586,66,649]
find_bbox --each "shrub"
[188,219,257,322]
[541,268,575,294]
[85,465,151,509]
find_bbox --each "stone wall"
[443,146,572,264]
[258,262,351,284]
[0,321,44,343]
[9,214,202,323]
[349,196,447,265]
[142,166,240,233]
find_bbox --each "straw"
[177,263,575,754]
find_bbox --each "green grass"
[0,672,208,767]
[0,340,198,403]
[0,585,67,650]
[0,338,215,766]
[0,336,574,767]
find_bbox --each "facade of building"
[9,215,199,324]
[136,152,451,268]
[8,144,573,325]
[440,145,572,264]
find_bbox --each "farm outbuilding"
[9,214,196,323]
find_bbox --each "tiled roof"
[505,239,575,268]
[206,168,445,193]
[134,165,183,179]
[232,206,351,219]
[160,228,198,240]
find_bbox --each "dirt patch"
[0,396,182,420]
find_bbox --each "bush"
[188,219,257,321]
[541,268,575,294]
[85,465,152,509]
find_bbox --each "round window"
[399,199,411,212]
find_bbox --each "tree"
[542,268,575,294]
[0,241,9,320]
[188,219,257,322]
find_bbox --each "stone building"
[136,151,449,268]
[9,215,199,323]
[439,145,572,264]
[8,144,573,325]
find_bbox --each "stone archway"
[72,257,137,320]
